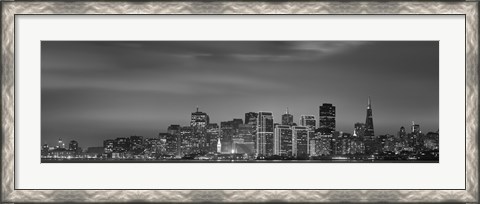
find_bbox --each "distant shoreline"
[41,159,439,163]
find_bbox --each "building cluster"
[41,139,82,159]
[41,98,439,161]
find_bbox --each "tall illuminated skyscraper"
[319,103,336,135]
[292,126,309,158]
[245,112,259,153]
[257,111,274,157]
[364,97,374,137]
[190,107,209,131]
[281,108,294,126]
[274,125,292,156]
[220,120,235,143]
[411,122,420,134]
[364,97,376,154]
[410,121,420,148]
[167,125,181,156]
[300,115,316,155]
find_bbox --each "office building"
[165,133,178,155]
[281,108,294,126]
[364,97,375,137]
[292,126,309,158]
[412,122,420,134]
[245,112,258,126]
[238,124,255,142]
[274,125,292,156]
[319,103,336,135]
[410,121,421,148]
[206,123,220,153]
[257,111,274,157]
[300,115,316,130]
[220,120,235,143]
[180,126,194,155]
[364,97,376,154]
[190,107,209,130]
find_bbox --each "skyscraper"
[274,125,292,156]
[292,126,309,158]
[233,118,243,127]
[410,121,420,148]
[167,125,181,156]
[167,125,180,135]
[245,112,258,126]
[231,119,244,143]
[411,121,420,134]
[300,115,316,156]
[257,111,274,157]
[238,124,254,142]
[220,120,235,143]
[190,107,209,130]
[206,123,220,153]
[300,115,316,130]
[364,97,375,154]
[319,103,336,135]
[233,124,256,156]
[364,97,374,137]
[281,108,294,126]
[180,126,194,155]
[244,112,258,154]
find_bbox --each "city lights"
[41,98,439,162]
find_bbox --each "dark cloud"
[41,41,439,148]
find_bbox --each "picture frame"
[1,1,478,203]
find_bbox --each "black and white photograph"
[40,41,439,163]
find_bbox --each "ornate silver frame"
[1,1,478,203]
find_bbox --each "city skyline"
[42,100,439,162]
[41,41,439,148]
[41,99,439,149]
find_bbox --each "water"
[41,159,438,163]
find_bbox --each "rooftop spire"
[196,106,199,112]
[367,96,371,109]
[286,107,289,114]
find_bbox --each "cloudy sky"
[41,41,438,148]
